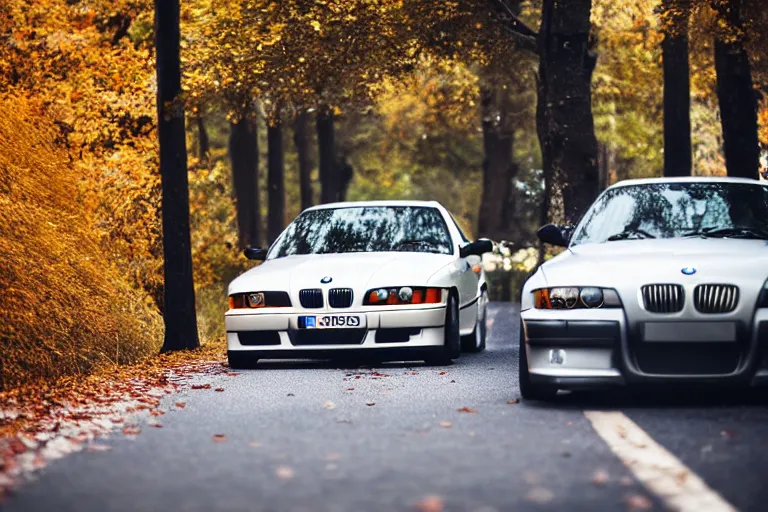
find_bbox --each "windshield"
[570,182,768,246]
[267,206,454,258]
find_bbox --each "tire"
[425,292,461,365]
[518,320,557,401]
[228,351,259,369]
[461,290,487,353]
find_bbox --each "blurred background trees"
[2,0,768,383]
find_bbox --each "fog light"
[549,349,566,365]
[376,289,389,301]
[398,286,413,302]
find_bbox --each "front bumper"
[521,307,768,389]
[226,305,447,356]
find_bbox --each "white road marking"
[584,411,737,512]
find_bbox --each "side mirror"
[244,247,268,261]
[536,224,569,247]
[459,238,494,258]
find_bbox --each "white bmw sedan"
[226,200,493,368]
[520,177,768,400]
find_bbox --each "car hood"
[540,238,768,286]
[228,252,454,296]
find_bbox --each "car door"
[446,212,481,308]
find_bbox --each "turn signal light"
[364,287,444,305]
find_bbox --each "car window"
[267,206,454,259]
[448,213,471,244]
[570,182,768,245]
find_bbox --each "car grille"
[289,329,367,346]
[299,289,323,309]
[328,288,354,308]
[641,284,684,313]
[693,284,739,314]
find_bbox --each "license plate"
[298,315,363,329]
[643,322,736,342]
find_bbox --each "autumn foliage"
[0,97,163,390]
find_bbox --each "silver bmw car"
[519,177,768,400]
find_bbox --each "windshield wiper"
[683,226,768,240]
[606,228,656,241]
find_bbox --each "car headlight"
[364,287,445,305]
[228,292,292,309]
[758,281,768,308]
[532,287,622,309]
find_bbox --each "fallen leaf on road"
[407,371,419,375]
[324,401,336,410]
[87,444,112,452]
[191,384,211,390]
[276,466,294,480]
[526,487,554,504]
[226,372,239,377]
[287,393,295,397]
[122,426,141,436]
[438,371,447,375]
[366,401,376,406]
[249,441,261,448]
[450,380,456,383]
[149,423,163,428]
[212,434,226,442]
[624,494,653,510]
[336,419,352,424]
[345,388,354,391]
[325,452,341,461]
[457,406,477,413]
[591,470,609,486]
[150,410,165,416]
[507,398,520,404]
[214,388,224,392]
[439,421,452,428]
[175,402,186,408]
[414,494,444,512]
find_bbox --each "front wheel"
[461,290,488,353]
[518,320,557,401]
[425,292,461,365]
[228,351,259,369]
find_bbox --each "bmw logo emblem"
[320,276,333,284]
[681,267,696,275]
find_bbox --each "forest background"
[2,0,768,391]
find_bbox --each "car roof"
[606,176,767,191]
[303,200,445,212]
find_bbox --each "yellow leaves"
[310,20,322,32]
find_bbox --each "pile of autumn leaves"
[0,97,163,391]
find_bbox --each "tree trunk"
[661,0,692,177]
[154,0,199,352]
[317,106,338,203]
[338,155,354,202]
[293,112,313,210]
[197,116,209,161]
[713,0,759,179]
[267,119,285,244]
[478,87,517,242]
[536,0,599,225]
[229,115,261,249]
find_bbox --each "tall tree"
[229,113,261,249]
[196,116,210,161]
[267,116,286,244]
[536,0,600,225]
[478,86,517,240]
[317,106,339,204]
[293,112,314,210]
[155,0,199,352]
[661,0,692,177]
[712,0,760,179]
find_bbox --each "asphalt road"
[6,303,768,511]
